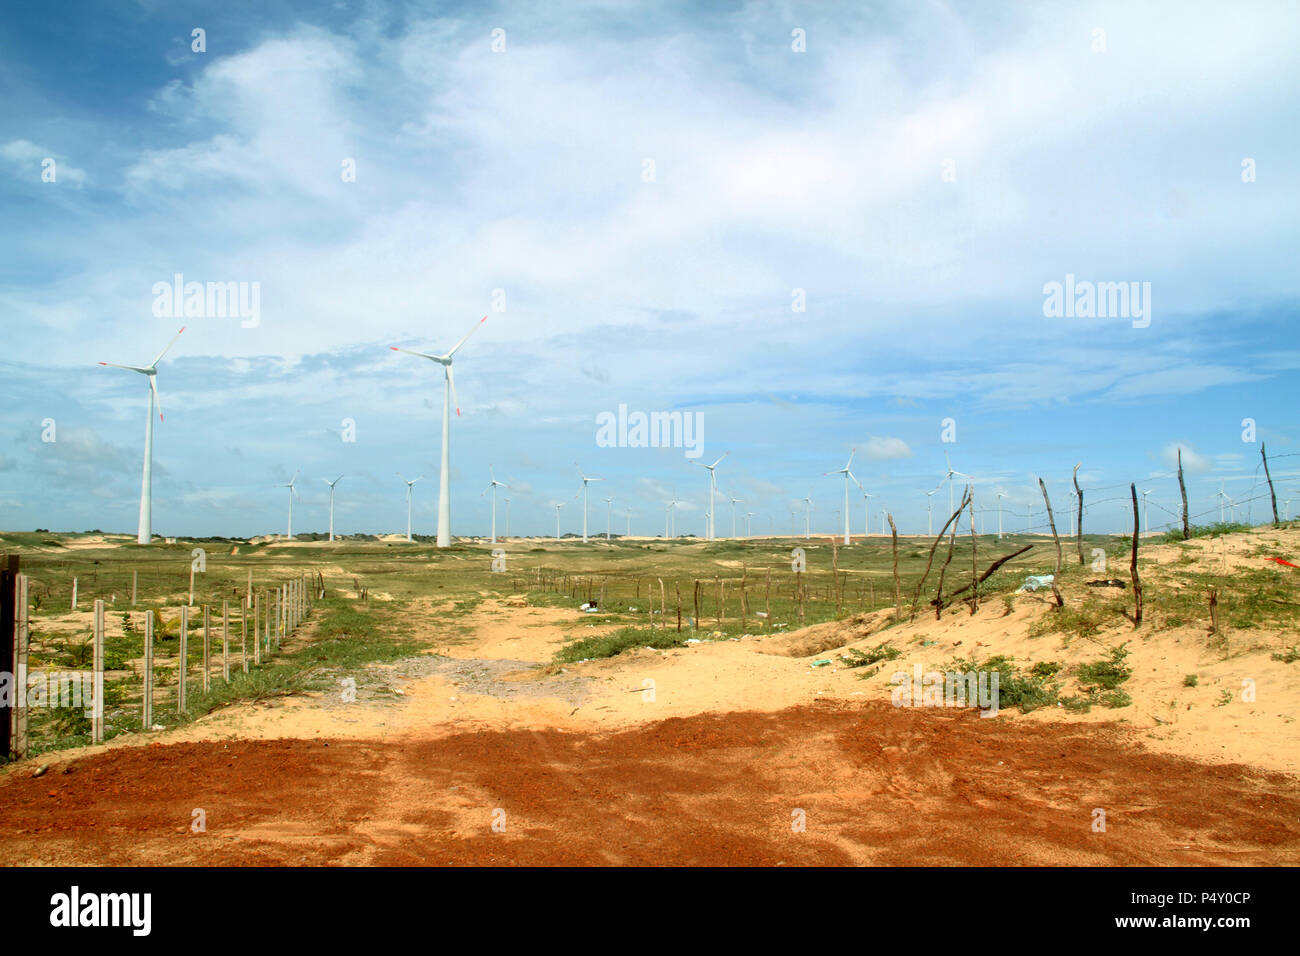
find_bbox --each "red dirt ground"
[2,701,1297,866]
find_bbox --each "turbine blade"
[444,365,461,416]
[390,346,440,361]
[98,362,151,373]
[709,452,728,468]
[150,326,185,367]
[446,315,487,358]
[149,375,163,421]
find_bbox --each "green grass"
[555,627,687,662]
[1160,522,1253,543]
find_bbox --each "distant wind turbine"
[942,450,972,517]
[575,464,604,544]
[745,511,755,537]
[399,474,423,542]
[504,496,512,538]
[554,502,565,541]
[728,495,744,539]
[98,326,185,545]
[802,496,813,539]
[692,452,728,541]
[860,488,874,537]
[391,315,487,548]
[322,475,344,542]
[925,489,937,537]
[996,491,1007,539]
[481,466,509,544]
[603,495,614,541]
[279,472,300,540]
[825,449,858,545]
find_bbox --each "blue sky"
[2,0,1298,539]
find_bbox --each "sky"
[1,0,1298,540]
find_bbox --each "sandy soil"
[3,526,1298,865]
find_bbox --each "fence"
[4,559,315,762]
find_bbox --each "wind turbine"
[692,452,728,541]
[399,474,423,542]
[626,505,633,536]
[391,315,487,548]
[603,495,614,541]
[996,491,1007,539]
[481,466,508,544]
[98,326,185,544]
[278,472,300,540]
[925,489,937,537]
[745,511,755,537]
[1140,488,1153,537]
[860,486,873,537]
[554,502,565,541]
[942,450,972,517]
[1216,481,1231,523]
[802,496,813,539]
[504,496,512,538]
[825,449,858,545]
[321,476,344,542]
[575,464,604,544]
[728,495,744,539]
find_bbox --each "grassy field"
[3,521,1297,758]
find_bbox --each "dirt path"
[1,701,1297,866]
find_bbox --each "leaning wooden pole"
[1037,478,1065,608]
[1262,442,1279,528]
[1130,482,1143,627]
[1177,449,1190,539]
[887,514,902,619]
[1072,463,1085,566]
[910,489,970,620]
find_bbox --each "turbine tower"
[322,475,344,542]
[279,472,300,540]
[1216,481,1231,523]
[825,449,858,545]
[575,464,604,544]
[728,495,744,539]
[554,502,564,541]
[391,315,487,548]
[925,489,937,537]
[860,488,873,537]
[481,466,508,545]
[942,450,972,517]
[400,474,423,542]
[603,495,614,541]
[996,491,1007,539]
[802,496,813,538]
[98,326,185,544]
[744,511,754,537]
[692,452,728,541]
[625,505,633,536]
[1140,488,1153,538]
[504,496,512,538]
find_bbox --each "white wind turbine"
[802,496,814,538]
[554,502,565,540]
[625,505,633,536]
[996,491,1007,539]
[399,474,424,541]
[728,495,744,539]
[692,452,728,541]
[504,496,512,538]
[575,464,604,544]
[278,471,300,540]
[1140,488,1153,537]
[925,489,937,537]
[603,495,614,541]
[391,315,487,548]
[322,475,344,542]
[1216,481,1231,523]
[481,467,508,545]
[942,450,972,517]
[860,487,874,537]
[825,449,858,545]
[98,326,185,545]
[744,511,755,537]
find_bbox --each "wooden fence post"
[92,599,105,744]
[1,557,17,760]
[131,570,137,607]
[178,605,188,713]
[15,572,30,757]
[71,576,77,610]
[253,593,261,666]
[142,609,154,729]
[202,604,211,693]
[241,597,249,673]
[1130,483,1143,627]
[222,599,230,682]
[1038,478,1066,609]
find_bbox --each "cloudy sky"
[2,0,1298,539]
